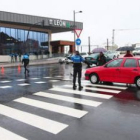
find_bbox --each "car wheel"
[90,73,99,84]
[135,77,140,89]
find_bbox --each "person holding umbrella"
[124,50,133,57]
[97,52,106,66]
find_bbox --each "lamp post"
[112,29,115,50]
[26,20,44,53]
[73,10,82,51]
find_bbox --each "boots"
[79,83,83,91]
[73,85,77,90]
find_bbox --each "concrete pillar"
[48,31,52,56]
[70,45,75,53]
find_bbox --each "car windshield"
[80,53,86,55]
[135,47,140,50]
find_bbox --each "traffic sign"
[75,38,81,46]
[74,29,82,38]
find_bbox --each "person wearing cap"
[22,53,30,75]
[70,51,84,90]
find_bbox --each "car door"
[99,59,123,82]
[119,58,139,83]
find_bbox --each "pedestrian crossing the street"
[0,80,128,139]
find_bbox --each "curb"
[0,58,59,68]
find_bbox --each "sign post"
[75,38,81,51]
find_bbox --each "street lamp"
[73,10,82,51]
[26,20,44,53]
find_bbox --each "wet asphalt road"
[0,63,140,140]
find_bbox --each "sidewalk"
[0,57,60,68]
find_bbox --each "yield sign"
[74,29,82,38]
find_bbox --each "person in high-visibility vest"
[22,53,30,75]
[70,51,84,90]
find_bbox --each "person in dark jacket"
[22,53,30,75]
[70,51,84,90]
[124,50,133,57]
[97,52,106,66]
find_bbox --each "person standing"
[70,51,84,90]
[97,52,106,66]
[124,50,133,57]
[22,53,30,75]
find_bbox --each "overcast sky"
[1,0,140,49]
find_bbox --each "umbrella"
[92,47,107,53]
[116,46,135,51]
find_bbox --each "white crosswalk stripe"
[0,104,68,135]
[82,81,127,90]
[0,127,27,140]
[0,78,128,138]
[14,97,88,118]
[34,91,102,107]
[65,84,121,94]
[50,87,113,99]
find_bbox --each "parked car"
[104,51,120,59]
[85,57,140,88]
[84,53,112,66]
[132,47,140,55]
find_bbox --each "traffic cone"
[18,65,21,71]
[1,66,5,74]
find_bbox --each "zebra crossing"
[0,79,128,139]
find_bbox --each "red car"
[85,57,140,88]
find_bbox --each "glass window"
[20,30,25,41]
[5,28,11,37]
[11,29,16,39]
[25,30,28,41]
[124,59,137,67]
[106,59,123,67]
[1,27,5,33]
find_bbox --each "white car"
[105,51,120,59]
[133,47,140,55]
[59,52,89,64]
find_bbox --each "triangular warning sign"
[74,29,82,38]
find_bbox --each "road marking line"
[82,82,127,90]
[84,86,120,94]
[30,78,40,80]
[50,87,113,99]
[0,86,12,89]
[35,81,46,84]
[34,92,102,107]
[0,104,68,135]
[0,81,11,83]
[14,97,88,118]
[0,127,27,140]
[18,83,30,86]
[16,79,25,81]
[43,77,52,79]
[49,80,60,82]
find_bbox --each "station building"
[0,11,83,55]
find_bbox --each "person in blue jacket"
[71,51,84,90]
[22,53,30,75]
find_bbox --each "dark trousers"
[73,67,82,87]
[24,63,29,74]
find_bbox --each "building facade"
[0,11,83,55]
